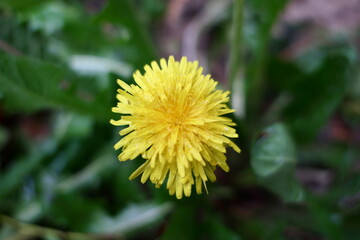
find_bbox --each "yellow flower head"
[110,56,240,199]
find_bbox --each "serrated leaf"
[0,52,110,120]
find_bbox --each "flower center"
[165,103,188,127]
[158,92,196,130]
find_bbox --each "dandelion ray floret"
[110,56,240,199]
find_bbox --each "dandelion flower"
[110,56,240,199]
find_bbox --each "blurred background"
[0,0,360,239]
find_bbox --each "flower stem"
[0,214,119,240]
[228,0,244,117]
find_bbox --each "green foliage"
[161,205,199,240]
[252,123,304,202]
[0,127,8,150]
[306,193,343,240]
[284,54,350,141]
[245,0,289,118]
[205,215,242,240]
[0,0,359,239]
[0,0,48,12]
[0,52,64,110]
[0,52,110,119]
[49,193,106,231]
[252,123,296,177]
[95,0,157,68]
[0,15,48,58]
[0,139,56,198]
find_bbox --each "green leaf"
[259,165,304,203]
[251,123,304,202]
[252,123,296,177]
[0,52,110,120]
[284,54,350,141]
[267,57,306,91]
